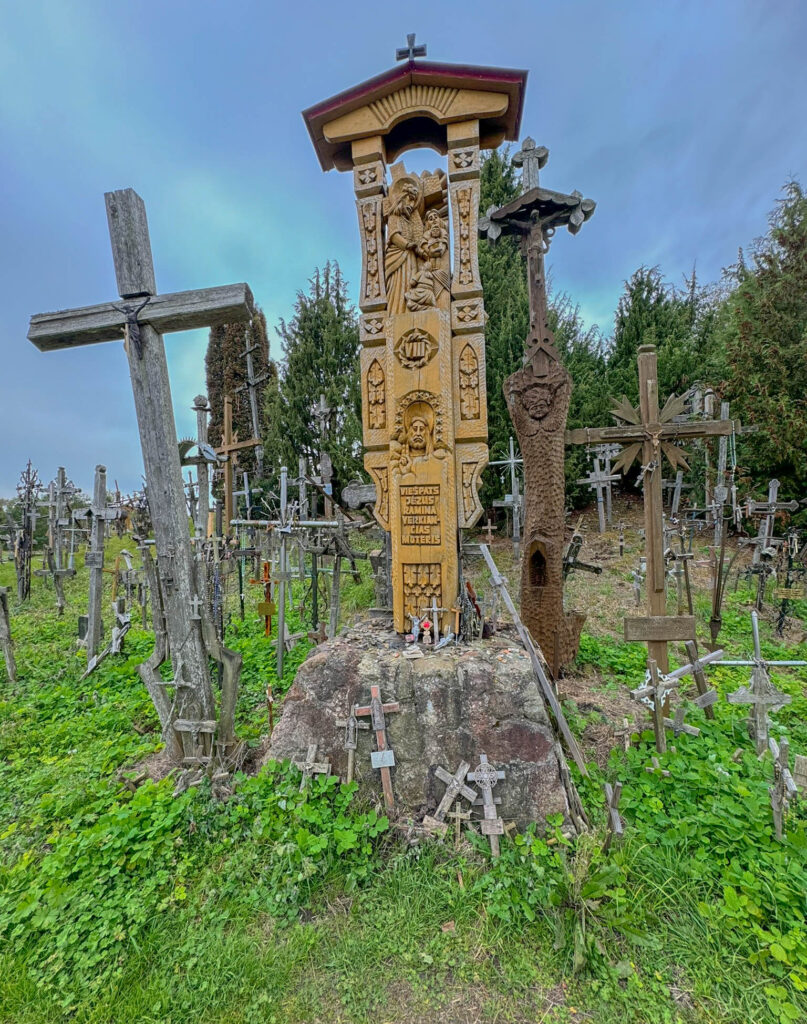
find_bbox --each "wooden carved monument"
[479,138,595,671]
[304,44,527,632]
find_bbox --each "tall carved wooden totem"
[305,52,526,632]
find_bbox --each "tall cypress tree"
[262,262,362,497]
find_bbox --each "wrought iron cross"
[395,33,426,61]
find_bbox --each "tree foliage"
[721,181,807,494]
[262,263,362,501]
[205,307,274,477]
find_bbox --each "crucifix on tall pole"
[236,335,267,478]
[479,136,596,671]
[312,393,333,518]
[566,345,739,672]
[28,188,253,765]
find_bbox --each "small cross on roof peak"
[395,33,427,62]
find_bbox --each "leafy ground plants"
[1,532,807,1022]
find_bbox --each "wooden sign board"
[624,615,696,643]
[257,601,277,617]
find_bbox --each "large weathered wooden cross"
[215,395,261,534]
[28,188,254,760]
[566,344,739,672]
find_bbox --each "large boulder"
[266,621,582,830]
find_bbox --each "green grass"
[1,535,807,1022]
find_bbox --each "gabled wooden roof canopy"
[303,60,528,171]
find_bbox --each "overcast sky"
[1,0,804,495]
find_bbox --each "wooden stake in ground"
[355,684,400,810]
[602,781,623,854]
[0,587,17,683]
[468,754,506,857]
[566,344,738,673]
[768,736,798,842]
[28,188,253,766]
[479,543,588,776]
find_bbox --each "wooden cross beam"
[567,345,739,672]
[355,684,400,809]
[28,189,254,761]
[468,754,506,857]
[293,742,331,792]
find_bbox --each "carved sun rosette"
[394,327,438,370]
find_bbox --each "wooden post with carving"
[304,57,528,633]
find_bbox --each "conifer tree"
[262,263,362,497]
[721,181,807,491]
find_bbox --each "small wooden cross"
[768,736,798,842]
[395,32,426,61]
[447,805,472,849]
[483,515,497,545]
[293,742,331,792]
[423,761,478,836]
[576,457,620,534]
[602,781,623,854]
[355,685,400,809]
[335,705,369,784]
[512,136,549,194]
[723,610,804,753]
[468,753,506,857]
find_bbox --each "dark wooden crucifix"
[28,188,253,765]
[566,345,739,672]
[478,138,596,672]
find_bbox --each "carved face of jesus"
[408,417,428,452]
[398,184,418,218]
[522,378,562,421]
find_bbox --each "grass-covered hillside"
[1,511,807,1024]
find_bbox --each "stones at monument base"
[266,622,580,831]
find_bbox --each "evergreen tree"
[720,181,807,492]
[263,263,362,498]
[205,307,274,477]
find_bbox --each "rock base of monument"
[266,620,584,831]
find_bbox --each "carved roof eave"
[303,59,528,171]
[491,187,597,235]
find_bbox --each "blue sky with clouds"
[1,0,805,495]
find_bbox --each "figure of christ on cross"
[566,345,739,673]
[28,188,254,764]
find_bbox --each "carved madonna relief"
[382,164,450,315]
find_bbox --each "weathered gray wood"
[28,284,254,351]
[106,188,157,296]
[468,754,506,857]
[624,615,696,643]
[0,587,17,683]
[29,188,251,767]
[565,419,739,446]
[479,543,588,776]
[86,465,107,662]
[293,742,331,791]
[192,395,211,539]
